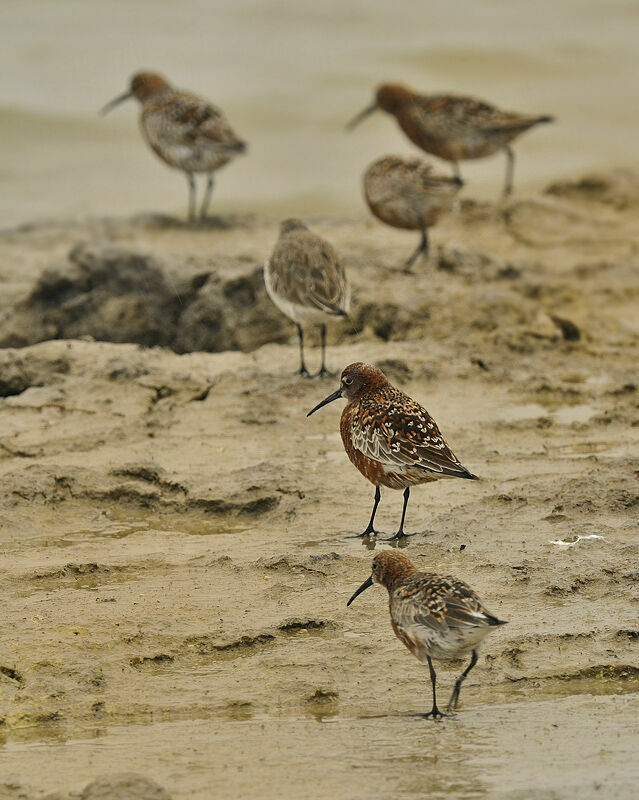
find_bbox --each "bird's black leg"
[415,656,448,719]
[503,146,515,197]
[404,227,429,272]
[186,173,197,222]
[386,487,414,540]
[446,649,478,712]
[296,324,310,377]
[315,324,335,378]
[355,486,381,537]
[200,174,215,220]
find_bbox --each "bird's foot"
[413,706,451,721]
[383,530,418,541]
[296,366,312,379]
[348,527,383,539]
[314,367,337,379]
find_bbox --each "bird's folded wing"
[270,238,349,315]
[393,576,488,632]
[392,583,449,633]
[350,402,472,477]
[148,95,244,151]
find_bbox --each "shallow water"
[3,695,639,799]
[1,0,639,225]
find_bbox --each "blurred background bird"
[348,83,553,196]
[101,71,247,221]
[264,219,350,377]
[363,155,463,270]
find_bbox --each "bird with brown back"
[307,362,477,538]
[348,83,553,196]
[348,551,507,718]
[363,154,463,270]
[101,71,247,221]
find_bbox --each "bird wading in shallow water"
[363,155,463,270]
[264,219,350,378]
[307,362,477,538]
[348,551,507,718]
[347,83,553,196]
[101,71,247,221]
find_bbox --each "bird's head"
[347,551,418,605]
[346,83,415,130]
[100,71,170,115]
[306,362,390,416]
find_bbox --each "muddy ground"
[0,171,638,799]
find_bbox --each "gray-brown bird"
[363,155,463,270]
[264,219,350,378]
[348,83,553,196]
[348,551,507,718]
[101,71,247,220]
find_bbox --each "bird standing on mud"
[307,362,477,538]
[264,219,350,378]
[348,551,507,718]
[101,71,247,221]
[363,155,463,270]
[348,83,553,196]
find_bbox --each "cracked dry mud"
[1,171,639,799]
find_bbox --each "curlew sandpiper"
[101,71,247,221]
[307,362,477,537]
[363,155,462,270]
[265,219,350,378]
[348,83,553,196]
[348,551,507,718]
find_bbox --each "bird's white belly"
[263,262,329,326]
[404,623,490,661]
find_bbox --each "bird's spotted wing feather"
[371,158,458,205]
[145,91,245,154]
[391,574,492,634]
[350,391,473,477]
[411,94,547,136]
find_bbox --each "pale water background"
[1,0,638,226]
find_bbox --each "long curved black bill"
[306,388,342,417]
[347,575,373,606]
[100,91,132,116]
[345,103,378,131]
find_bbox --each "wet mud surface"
[0,172,639,798]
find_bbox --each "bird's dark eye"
[344,376,353,385]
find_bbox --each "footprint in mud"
[129,654,175,671]
[0,665,24,685]
[278,618,336,635]
[22,562,136,595]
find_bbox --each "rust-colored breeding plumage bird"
[264,219,350,378]
[363,155,463,270]
[348,551,507,718]
[348,83,553,196]
[101,71,247,221]
[307,362,477,538]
